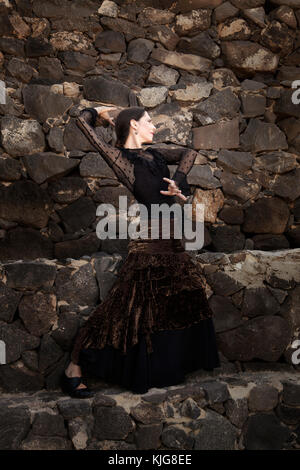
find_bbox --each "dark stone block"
[199,380,230,404]
[205,270,244,296]
[4,261,56,289]
[0,180,53,228]
[83,75,133,107]
[0,362,44,392]
[54,232,101,259]
[47,176,87,204]
[19,290,57,336]
[0,228,54,262]
[58,50,97,73]
[25,37,54,58]
[38,333,64,374]
[0,406,31,449]
[0,282,23,322]
[191,408,238,450]
[244,413,291,450]
[31,411,68,437]
[55,263,99,306]
[161,424,194,449]
[22,84,73,123]
[57,398,92,419]
[0,156,22,181]
[38,57,64,81]
[93,405,134,440]
[217,315,292,362]
[276,403,300,425]
[57,196,96,233]
[252,234,290,251]
[95,30,126,53]
[243,197,290,234]
[0,321,40,363]
[130,402,164,424]
[281,380,300,406]
[241,286,280,318]
[0,37,25,56]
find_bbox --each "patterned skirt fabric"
[70,222,221,393]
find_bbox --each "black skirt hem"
[78,318,221,394]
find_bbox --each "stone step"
[0,369,299,451]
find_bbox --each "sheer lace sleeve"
[155,146,198,197]
[76,107,135,193]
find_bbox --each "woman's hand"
[160,177,187,201]
[94,106,118,126]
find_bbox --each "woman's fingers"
[162,177,181,195]
[99,111,110,119]
[98,106,117,113]
[99,113,115,126]
[160,189,187,201]
[161,178,188,200]
[163,177,178,192]
[95,106,119,114]
[160,187,181,195]
[163,177,176,186]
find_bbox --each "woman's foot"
[61,361,94,398]
[64,362,87,390]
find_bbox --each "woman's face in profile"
[136,112,156,144]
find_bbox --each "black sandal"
[61,372,95,398]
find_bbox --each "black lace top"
[76,107,198,218]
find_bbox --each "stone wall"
[0,0,300,451]
[0,249,299,393]
[0,0,300,261]
[0,371,299,450]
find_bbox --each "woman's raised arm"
[76,107,135,193]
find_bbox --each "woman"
[61,105,221,398]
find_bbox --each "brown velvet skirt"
[70,222,220,393]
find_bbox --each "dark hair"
[115,106,146,148]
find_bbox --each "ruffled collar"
[119,147,166,175]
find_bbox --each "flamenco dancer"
[61,104,221,398]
